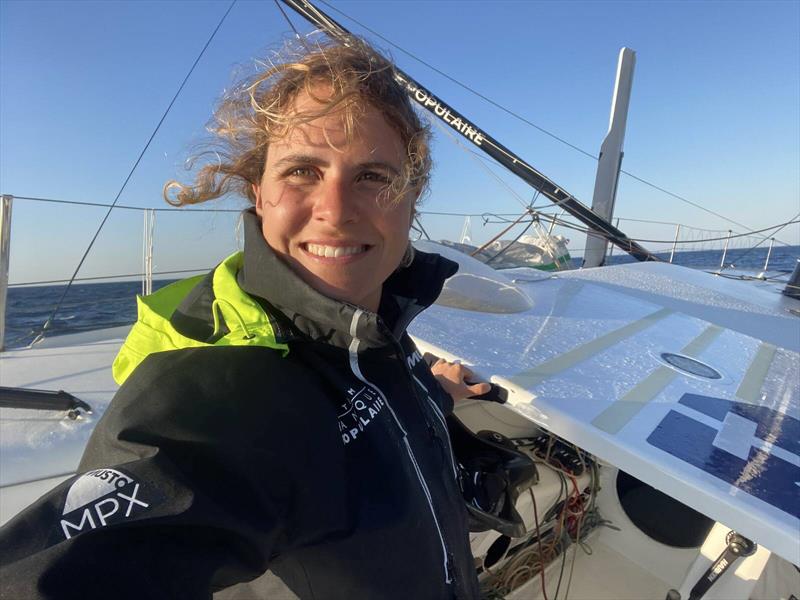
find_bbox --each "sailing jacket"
[0,211,481,599]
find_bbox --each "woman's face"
[253,91,415,312]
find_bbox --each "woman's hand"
[426,354,491,402]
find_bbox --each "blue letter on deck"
[647,393,800,519]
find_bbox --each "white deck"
[411,260,800,564]
[0,327,128,523]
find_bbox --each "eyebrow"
[272,154,400,176]
[273,154,328,169]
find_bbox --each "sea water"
[4,245,799,349]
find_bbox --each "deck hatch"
[659,353,722,380]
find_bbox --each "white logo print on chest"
[338,385,385,445]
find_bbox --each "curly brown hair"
[165,39,431,208]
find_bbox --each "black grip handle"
[688,532,756,600]
[468,383,508,404]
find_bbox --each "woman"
[0,40,490,599]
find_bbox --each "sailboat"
[1,1,798,598]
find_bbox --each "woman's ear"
[252,183,263,217]
[408,200,418,228]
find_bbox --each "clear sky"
[1,0,798,284]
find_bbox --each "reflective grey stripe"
[347,310,451,584]
[347,310,406,436]
[511,307,673,389]
[592,324,724,434]
[403,437,453,584]
[736,342,777,403]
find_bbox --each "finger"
[468,382,492,396]
[461,365,476,380]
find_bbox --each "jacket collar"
[238,209,458,349]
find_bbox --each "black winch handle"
[467,382,508,404]
[0,386,92,418]
[667,531,756,600]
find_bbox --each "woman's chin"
[303,276,379,311]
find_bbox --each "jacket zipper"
[410,373,459,482]
[347,311,453,585]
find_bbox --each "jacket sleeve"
[0,346,346,599]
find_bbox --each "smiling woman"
[0,38,489,600]
[165,41,432,311]
[254,98,415,311]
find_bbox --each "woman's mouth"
[302,243,370,258]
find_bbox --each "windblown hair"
[165,39,431,207]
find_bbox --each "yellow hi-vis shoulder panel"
[112,252,288,385]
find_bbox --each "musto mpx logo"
[60,469,156,539]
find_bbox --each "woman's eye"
[284,167,316,180]
[359,171,391,184]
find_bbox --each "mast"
[281,0,657,262]
[583,48,636,268]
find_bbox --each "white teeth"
[306,243,366,258]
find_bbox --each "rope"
[30,0,237,346]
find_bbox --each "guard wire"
[10,268,213,288]
[10,194,241,213]
[523,212,800,247]
[30,0,237,346]
[718,211,800,272]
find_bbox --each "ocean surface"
[5,245,799,349]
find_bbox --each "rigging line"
[10,194,241,213]
[315,0,792,247]
[274,0,303,38]
[427,112,531,212]
[429,108,579,229]
[719,210,800,272]
[471,210,533,256]
[436,128,581,215]
[412,214,431,240]
[484,218,536,264]
[315,0,595,161]
[618,169,793,246]
[31,0,237,345]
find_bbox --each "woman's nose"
[312,177,358,225]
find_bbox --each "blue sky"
[1,0,798,284]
